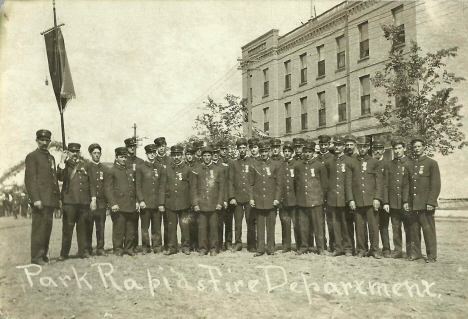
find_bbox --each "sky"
[0,0,467,198]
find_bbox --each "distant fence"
[438,198,468,210]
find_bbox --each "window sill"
[316,75,325,80]
[262,94,269,99]
[357,56,369,63]
[337,120,347,125]
[284,88,291,92]
[335,67,346,74]
[285,132,293,136]
[299,82,307,87]
[359,113,373,119]
[318,125,327,129]
[300,128,308,132]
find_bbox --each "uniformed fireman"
[318,134,334,253]
[293,137,305,161]
[248,138,260,161]
[270,138,283,161]
[218,140,234,251]
[185,145,200,251]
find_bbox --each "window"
[263,68,269,96]
[359,22,369,58]
[300,97,308,130]
[285,103,291,134]
[338,85,347,122]
[263,107,269,132]
[393,6,405,46]
[317,45,325,77]
[336,36,346,69]
[300,53,307,84]
[318,92,326,126]
[360,75,371,115]
[284,60,291,90]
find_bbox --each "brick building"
[240,0,465,150]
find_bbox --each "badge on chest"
[244,164,249,173]
[419,166,424,175]
[290,169,294,177]
[99,171,104,180]
[210,169,214,179]
[265,167,271,176]
[153,169,159,177]
[362,162,367,171]
[341,164,346,172]
[310,168,315,177]
[176,172,183,181]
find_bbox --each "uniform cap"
[144,144,158,153]
[68,143,81,152]
[36,129,52,140]
[332,136,345,145]
[282,141,294,151]
[258,140,271,151]
[193,141,204,149]
[344,134,357,143]
[248,138,260,147]
[303,140,316,150]
[212,144,220,152]
[124,138,138,146]
[373,139,385,149]
[170,145,183,154]
[88,143,101,153]
[410,136,426,146]
[318,134,331,143]
[356,136,371,145]
[217,141,229,149]
[236,138,248,147]
[115,147,128,156]
[270,138,282,146]
[154,137,167,146]
[185,145,196,154]
[292,137,305,146]
[201,146,213,155]
[391,138,406,148]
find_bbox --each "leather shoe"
[345,252,353,257]
[199,250,207,256]
[383,251,391,258]
[183,250,191,255]
[426,258,436,263]
[331,251,344,257]
[32,259,46,266]
[392,252,403,259]
[163,250,176,256]
[254,252,264,257]
[210,251,218,257]
[407,256,421,261]
[42,256,50,263]
[58,256,67,262]
[356,253,366,258]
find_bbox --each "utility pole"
[238,58,259,138]
[133,123,137,138]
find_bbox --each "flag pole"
[53,0,66,150]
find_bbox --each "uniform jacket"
[248,158,283,210]
[104,162,136,213]
[165,161,192,211]
[326,153,352,207]
[294,158,328,207]
[383,156,410,209]
[213,159,230,202]
[229,156,254,203]
[125,155,145,171]
[346,155,383,207]
[280,158,297,207]
[155,154,172,168]
[135,161,167,209]
[88,161,108,209]
[317,152,333,166]
[186,160,200,169]
[407,155,441,210]
[271,154,283,162]
[293,154,305,162]
[24,148,60,208]
[57,160,91,205]
[190,162,225,211]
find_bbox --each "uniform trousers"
[218,205,234,249]
[85,207,106,255]
[322,204,335,252]
[298,206,324,253]
[233,202,252,250]
[355,206,379,256]
[346,210,369,254]
[245,204,257,251]
[292,209,301,250]
[330,206,352,254]
[139,208,152,252]
[198,211,219,253]
[132,211,141,249]
[378,208,391,253]
[111,211,137,254]
[256,208,276,254]
[279,206,296,251]
[166,209,191,253]
[188,210,199,251]
[390,209,414,256]
[411,210,437,260]
[60,204,89,258]
[148,209,163,252]
[31,206,54,263]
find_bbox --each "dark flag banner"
[44,28,75,113]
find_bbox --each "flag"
[44,28,75,113]
[252,127,270,139]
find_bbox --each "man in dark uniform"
[326,136,353,256]
[211,143,227,251]
[57,143,91,260]
[373,139,391,258]
[293,138,305,161]
[279,141,298,253]
[217,140,234,251]
[154,137,172,249]
[124,137,145,253]
[317,134,334,253]
[193,140,204,163]
[408,137,441,263]
[136,144,167,254]
[185,145,200,251]
[248,138,260,161]
[191,146,225,256]
[229,138,256,252]
[165,145,192,255]
[105,147,138,256]
[249,140,282,256]
[295,141,328,255]
[270,138,283,161]
[86,143,108,256]
[382,138,412,259]
[24,129,60,265]
[346,136,383,258]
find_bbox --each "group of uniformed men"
[25,129,441,265]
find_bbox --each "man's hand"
[136,202,140,212]
[111,205,120,212]
[273,200,280,207]
[349,200,356,211]
[230,198,237,206]
[194,205,200,212]
[90,198,97,211]
[223,202,228,209]
[216,204,222,210]
[427,204,435,211]
[383,204,390,213]
[373,199,380,211]
[140,201,146,209]
[249,200,255,208]
[403,203,409,211]
[33,201,43,210]
[158,205,165,212]
[60,151,69,164]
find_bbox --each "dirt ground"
[0,213,467,319]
